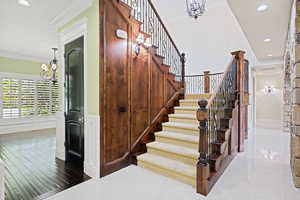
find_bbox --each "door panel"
[65,36,84,166]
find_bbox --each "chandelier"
[186,0,206,19]
[40,48,58,83]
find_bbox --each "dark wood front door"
[65,36,84,167]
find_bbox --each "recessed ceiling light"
[257,4,269,12]
[18,0,30,7]
[267,54,273,57]
[264,38,272,42]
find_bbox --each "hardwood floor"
[0,129,90,200]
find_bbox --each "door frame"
[57,18,88,166]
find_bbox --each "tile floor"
[46,128,300,200]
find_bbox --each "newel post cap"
[197,99,208,121]
[198,99,208,109]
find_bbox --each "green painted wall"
[0,56,42,75]
[59,0,99,116]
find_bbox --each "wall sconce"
[135,33,152,56]
[264,85,275,94]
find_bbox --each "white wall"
[253,65,284,129]
[152,0,257,74]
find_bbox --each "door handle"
[118,106,127,113]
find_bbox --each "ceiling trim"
[50,0,93,30]
[0,50,48,63]
[253,58,284,68]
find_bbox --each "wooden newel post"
[196,99,210,195]
[204,71,210,93]
[231,50,246,152]
[181,53,186,89]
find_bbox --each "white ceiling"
[227,0,293,62]
[0,0,292,70]
[0,0,77,62]
[152,0,258,74]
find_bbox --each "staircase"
[107,0,249,196]
[137,94,211,187]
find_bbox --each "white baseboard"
[0,117,56,135]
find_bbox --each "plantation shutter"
[51,83,60,114]
[1,78,20,119]
[20,79,36,117]
[0,74,60,119]
[36,80,51,116]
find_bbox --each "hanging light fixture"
[40,48,58,83]
[186,0,206,19]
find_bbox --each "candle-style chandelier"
[40,48,58,83]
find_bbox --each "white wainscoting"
[55,112,66,161]
[84,115,100,178]
[0,116,56,135]
[0,159,4,200]
[56,113,100,178]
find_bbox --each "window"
[0,73,60,119]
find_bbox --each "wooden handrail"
[147,0,181,56]
[207,57,235,108]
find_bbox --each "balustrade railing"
[120,0,184,81]
[197,58,237,161]
[196,51,247,195]
[184,72,223,94]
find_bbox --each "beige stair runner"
[137,94,211,187]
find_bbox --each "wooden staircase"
[137,94,210,187]
[101,0,249,196]
[136,92,234,189]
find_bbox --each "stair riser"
[169,117,198,124]
[147,147,198,166]
[162,126,198,136]
[138,160,196,187]
[174,109,197,115]
[179,102,198,107]
[155,136,198,150]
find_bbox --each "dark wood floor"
[0,129,90,200]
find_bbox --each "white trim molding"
[0,49,48,63]
[0,116,56,135]
[84,115,100,178]
[0,159,4,200]
[50,0,93,30]
[58,18,100,178]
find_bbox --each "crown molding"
[50,0,94,30]
[252,58,284,68]
[0,50,48,63]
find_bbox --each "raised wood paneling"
[131,55,150,147]
[100,0,131,175]
[150,58,165,119]
[100,0,182,176]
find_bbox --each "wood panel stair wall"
[100,0,184,177]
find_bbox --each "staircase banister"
[147,0,181,56]
[206,57,235,108]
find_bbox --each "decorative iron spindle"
[121,0,183,80]
[184,72,224,94]
[197,58,237,158]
